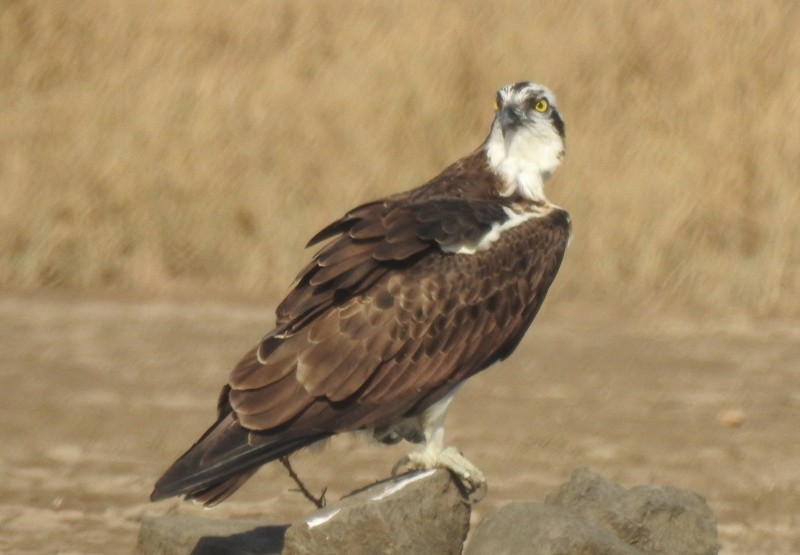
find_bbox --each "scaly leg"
[391,387,487,501]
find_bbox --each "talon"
[462,478,488,504]
[447,469,488,503]
[391,445,488,502]
[391,456,411,479]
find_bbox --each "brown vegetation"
[1,1,798,313]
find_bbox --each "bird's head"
[484,82,565,200]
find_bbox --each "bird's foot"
[392,446,487,503]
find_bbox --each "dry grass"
[1,0,799,313]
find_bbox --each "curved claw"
[391,446,488,503]
[391,455,412,479]
[459,475,488,504]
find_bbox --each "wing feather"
[231,376,316,431]
[317,238,378,267]
[230,344,297,390]
[306,200,387,246]
[349,218,389,240]
[153,150,573,506]
[231,203,569,438]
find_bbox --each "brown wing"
[151,197,571,505]
[227,202,571,435]
[271,198,509,329]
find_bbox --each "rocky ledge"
[137,468,718,555]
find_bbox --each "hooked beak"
[498,106,522,136]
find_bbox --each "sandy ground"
[0,293,798,553]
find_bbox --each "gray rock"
[466,468,718,555]
[465,502,642,555]
[135,515,286,554]
[137,469,469,555]
[283,469,470,555]
[547,468,718,555]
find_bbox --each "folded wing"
[151,196,570,504]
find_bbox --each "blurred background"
[2,0,798,313]
[2,1,799,553]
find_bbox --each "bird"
[151,81,570,506]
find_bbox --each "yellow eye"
[534,98,549,113]
[493,99,499,111]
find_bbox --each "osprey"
[151,81,570,506]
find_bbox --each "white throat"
[484,122,563,201]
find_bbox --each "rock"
[547,468,719,555]
[283,469,470,555]
[136,469,469,555]
[135,515,287,554]
[465,502,641,555]
[138,468,716,555]
[466,468,718,555]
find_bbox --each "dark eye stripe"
[551,110,565,138]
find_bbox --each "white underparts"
[484,120,563,201]
[440,206,544,255]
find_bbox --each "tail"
[151,413,330,506]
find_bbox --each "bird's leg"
[279,456,327,509]
[391,388,487,502]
